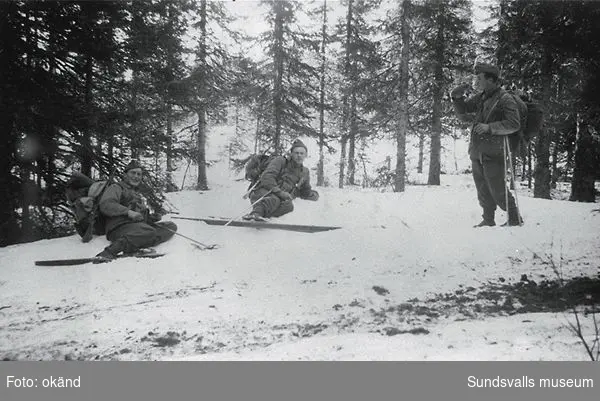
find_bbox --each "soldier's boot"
[242,202,267,221]
[474,219,496,227]
[474,210,495,228]
[94,238,131,263]
[242,212,266,222]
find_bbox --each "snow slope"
[1,128,599,361]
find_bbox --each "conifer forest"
[1,0,599,246]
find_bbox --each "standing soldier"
[95,160,177,262]
[243,139,319,221]
[451,63,523,227]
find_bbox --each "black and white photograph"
[1,0,599,362]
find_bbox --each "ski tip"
[34,253,167,266]
[192,243,219,251]
[34,257,95,266]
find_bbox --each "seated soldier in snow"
[243,139,319,221]
[95,160,177,262]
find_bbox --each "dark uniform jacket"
[258,156,318,201]
[99,180,149,234]
[452,87,521,159]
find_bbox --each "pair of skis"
[35,207,342,266]
[35,250,165,266]
[173,216,342,234]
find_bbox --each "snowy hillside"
[1,125,599,361]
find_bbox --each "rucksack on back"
[509,92,544,142]
[244,154,274,185]
[65,172,111,242]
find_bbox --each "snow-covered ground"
[1,127,599,361]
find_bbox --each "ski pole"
[242,180,260,199]
[151,222,216,250]
[163,198,180,214]
[505,136,522,225]
[224,189,273,227]
[503,136,510,224]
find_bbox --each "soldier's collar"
[483,86,501,100]
[120,179,137,190]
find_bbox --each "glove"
[308,190,319,201]
[278,191,293,201]
[473,123,490,135]
[148,213,162,223]
[127,210,144,222]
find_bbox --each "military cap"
[290,138,308,152]
[124,159,143,172]
[474,62,500,79]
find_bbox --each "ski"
[172,216,341,233]
[35,252,165,266]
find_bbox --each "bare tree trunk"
[94,138,103,175]
[196,110,208,190]
[394,0,410,192]
[534,129,551,199]
[551,134,559,189]
[346,0,358,186]
[339,136,347,189]
[18,7,37,242]
[339,0,353,189]
[82,55,94,176]
[162,2,178,193]
[534,147,551,197]
[428,111,442,184]
[527,142,533,188]
[195,0,208,190]
[418,131,425,173]
[254,117,260,154]
[76,3,98,176]
[348,92,357,185]
[453,135,459,173]
[0,5,20,245]
[166,111,173,174]
[569,115,596,202]
[427,9,444,186]
[272,0,285,154]
[130,70,140,160]
[360,154,369,187]
[235,99,240,137]
[533,37,552,198]
[520,142,527,180]
[166,106,178,192]
[19,166,33,242]
[129,1,144,161]
[566,125,574,175]
[317,0,327,187]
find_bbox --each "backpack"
[244,154,275,185]
[508,91,544,142]
[65,172,112,242]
